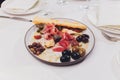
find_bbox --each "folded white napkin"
[97,1,120,26]
[88,1,120,26]
[2,0,39,11]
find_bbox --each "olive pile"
[76,34,89,43]
[60,34,89,63]
[60,49,86,62]
[28,42,45,55]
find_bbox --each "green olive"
[72,46,79,52]
[79,48,86,57]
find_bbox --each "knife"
[0,15,32,22]
[98,25,120,35]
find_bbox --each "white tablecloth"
[0,1,120,80]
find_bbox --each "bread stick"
[32,17,87,30]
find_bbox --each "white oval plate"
[1,0,42,16]
[24,18,95,66]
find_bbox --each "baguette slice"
[32,17,87,30]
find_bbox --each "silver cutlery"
[0,16,32,22]
[102,32,120,42]
[96,25,120,42]
[98,25,120,35]
[86,18,120,42]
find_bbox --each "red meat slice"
[62,32,74,41]
[42,23,61,40]
[53,47,65,52]
[34,35,41,39]
[42,24,54,33]
[59,39,70,49]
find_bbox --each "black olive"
[71,52,80,60]
[55,26,63,31]
[76,34,89,43]
[82,37,89,43]
[76,35,82,42]
[36,24,44,32]
[37,29,41,33]
[60,55,70,62]
[62,49,71,56]
[82,34,89,39]
[53,35,62,43]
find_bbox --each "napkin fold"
[88,1,120,26]
[97,1,120,26]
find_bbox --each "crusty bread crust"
[33,17,87,30]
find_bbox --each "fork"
[98,25,120,35]
[102,32,120,42]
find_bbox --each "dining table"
[0,1,120,80]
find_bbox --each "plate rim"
[24,18,96,66]
[1,0,41,16]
